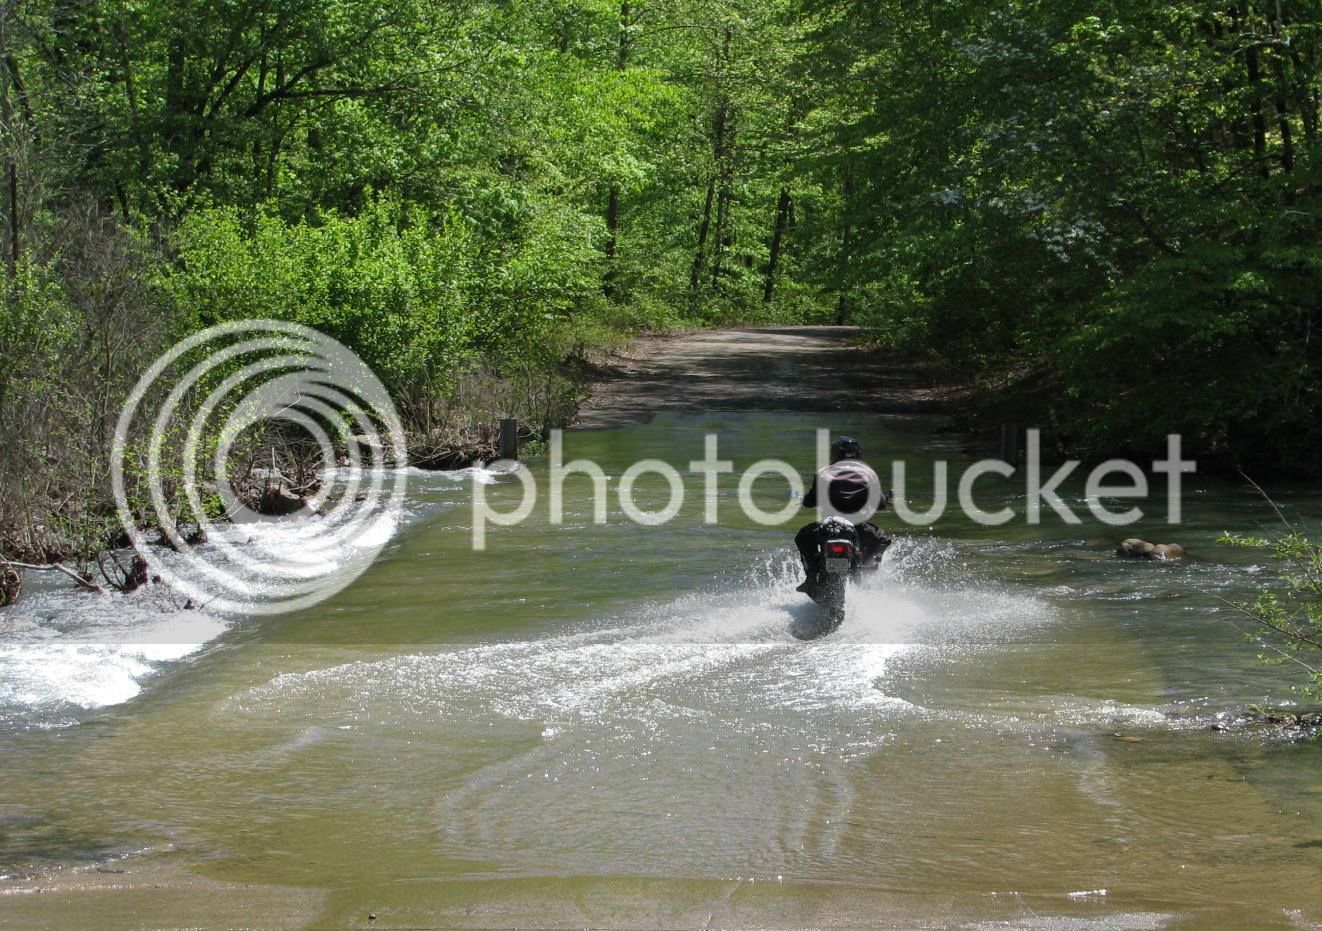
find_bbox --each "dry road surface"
[574,326,958,429]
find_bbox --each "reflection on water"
[0,412,1320,928]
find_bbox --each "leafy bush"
[1221,529,1322,697]
[170,192,604,434]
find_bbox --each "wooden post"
[499,418,519,461]
[999,423,1020,465]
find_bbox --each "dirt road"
[574,326,959,429]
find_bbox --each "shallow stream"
[1,412,1320,929]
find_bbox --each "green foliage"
[798,0,1322,475]
[171,191,606,424]
[0,264,79,409]
[1220,529,1322,697]
[2,0,1320,563]
[0,226,185,560]
[173,200,479,393]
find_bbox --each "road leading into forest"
[574,326,958,428]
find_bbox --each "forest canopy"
[1,0,1319,557]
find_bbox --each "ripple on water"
[222,547,1067,877]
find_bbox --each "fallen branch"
[3,560,105,594]
[1206,590,1322,676]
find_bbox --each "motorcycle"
[799,516,883,634]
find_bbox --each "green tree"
[794,0,1322,474]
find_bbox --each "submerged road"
[5,328,1320,931]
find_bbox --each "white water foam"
[220,543,1056,876]
[0,586,230,727]
[0,467,502,728]
[230,540,1050,730]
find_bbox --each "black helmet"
[830,435,861,461]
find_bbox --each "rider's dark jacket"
[803,459,887,520]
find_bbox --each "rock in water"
[1116,538,1184,560]
[1117,538,1155,559]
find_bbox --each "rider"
[795,435,891,597]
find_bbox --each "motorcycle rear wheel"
[818,573,847,632]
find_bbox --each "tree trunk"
[7,160,16,275]
[1247,45,1269,177]
[1268,3,1296,175]
[763,187,791,303]
[164,37,197,193]
[114,19,151,202]
[0,28,15,279]
[1234,5,1270,177]
[1287,45,1318,147]
[603,0,631,297]
[690,178,715,292]
[708,27,734,293]
[604,186,620,296]
[835,165,855,325]
[710,167,731,291]
[1273,57,1295,175]
[1222,9,1251,153]
[265,126,283,198]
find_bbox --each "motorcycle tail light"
[826,541,853,556]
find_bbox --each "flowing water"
[1,412,1321,929]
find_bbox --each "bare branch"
[1238,470,1293,529]
[4,561,105,593]
[1207,590,1322,657]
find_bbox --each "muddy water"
[1,411,1321,929]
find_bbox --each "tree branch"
[4,561,105,593]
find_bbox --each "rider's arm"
[802,474,818,508]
